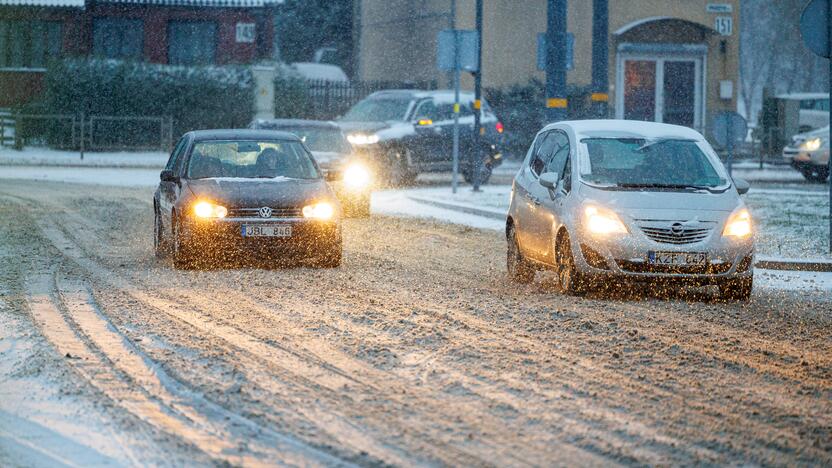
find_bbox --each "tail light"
[495,122,504,134]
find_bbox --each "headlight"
[347,134,379,145]
[302,202,335,220]
[584,206,628,236]
[802,137,825,151]
[193,201,227,218]
[342,163,371,189]
[723,208,753,238]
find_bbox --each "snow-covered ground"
[0,148,167,168]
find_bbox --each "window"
[341,97,412,122]
[0,20,62,69]
[530,132,559,176]
[545,132,570,175]
[168,21,216,66]
[166,137,188,173]
[187,140,319,180]
[94,18,143,60]
[413,100,438,121]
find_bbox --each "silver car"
[782,125,829,182]
[506,120,755,300]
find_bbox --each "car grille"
[615,260,732,275]
[639,225,713,245]
[227,207,303,219]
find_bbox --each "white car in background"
[782,125,830,182]
[506,120,755,301]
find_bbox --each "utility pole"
[590,0,609,118]
[545,0,568,122]
[472,0,484,191]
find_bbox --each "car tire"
[172,215,194,270]
[316,239,342,268]
[719,276,753,301]
[386,148,418,186]
[463,165,493,186]
[555,233,587,295]
[153,205,170,259]
[800,167,829,183]
[507,225,535,284]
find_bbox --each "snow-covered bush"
[38,58,255,144]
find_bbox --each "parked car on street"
[506,120,755,301]
[782,125,830,182]
[337,90,504,185]
[153,130,342,269]
[250,119,372,217]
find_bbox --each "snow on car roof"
[189,129,301,142]
[291,63,348,82]
[369,89,476,103]
[548,119,706,141]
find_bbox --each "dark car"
[250,119,371,217]
[337,90,504,185]
[153,130,342,269]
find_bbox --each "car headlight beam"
[193,201,227,219]
[302,202,335,220]
[723,208,753,238]
[802,137,824,151]
[584,206,628,236]
[342,163,371,189]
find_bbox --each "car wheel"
[507,225,535,284]
[386,148,418,186]
[555,233,587,295]
[172,215,193,270]
[801,167,829,183]
[316,240,342,268]
[153,205,170,259]
[719,276,753,301]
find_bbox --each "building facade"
[354,0,740,132]
[0,0,278,107]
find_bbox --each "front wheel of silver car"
[507,226,534,284]
[556,233,587,295]
[719,276,753,302]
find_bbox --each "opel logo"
[670,223,685,236]
[259,207,273,218]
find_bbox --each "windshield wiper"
[618,183,716,191]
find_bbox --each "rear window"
[341,97,412,122]
[187,140,319,180]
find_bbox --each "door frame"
[615,43,707,132]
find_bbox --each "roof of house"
[0,0,282,7]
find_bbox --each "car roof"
[187,129,301,142]
[367,89,477,102]
[252,119,340,129]
[545,119,706,141]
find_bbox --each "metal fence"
[300,79,439,120]
[2,113,173,153]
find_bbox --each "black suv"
[337,90,504,185]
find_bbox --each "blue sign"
[801,0,830,58]
[537,32,574,71]
[437,30,480,72]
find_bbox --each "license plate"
[241,224,292,238]
[648,251,707,266]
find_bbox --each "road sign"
[710,111,747,176]
[801,0,831,58]
[714,16,733,36]
[437,30,479,72]
[537,32,573,71]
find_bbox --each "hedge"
[26,58,255,148]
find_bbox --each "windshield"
[286,128,351,153]
[580,138,726,188]
[341,97,412,122]
[187,140,319,180]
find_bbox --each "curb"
[408,196,832,273]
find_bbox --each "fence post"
[79,112,85,161]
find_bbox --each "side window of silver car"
[530,132,558,177]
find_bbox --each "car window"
[432,103,474,122]
[284,127,351,153]
[165,137,187,172]
[413,100,438,121]
[341,97,412,122]
[545,132,570,175]
[530,132,558,176]
[187,140,319,180]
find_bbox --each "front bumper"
[181,216,341,258]
[573,231,754,283]
[783,147,829,167]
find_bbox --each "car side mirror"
[160,169,179,183]
[733,177,750,195]
[539,172,559,189]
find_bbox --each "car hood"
[580,184,741,222]
[186,177,331,208]
[336,121,391,134]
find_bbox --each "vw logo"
[670,223,685,236]
[258,207,273,218]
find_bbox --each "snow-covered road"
[0,179,830,466]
